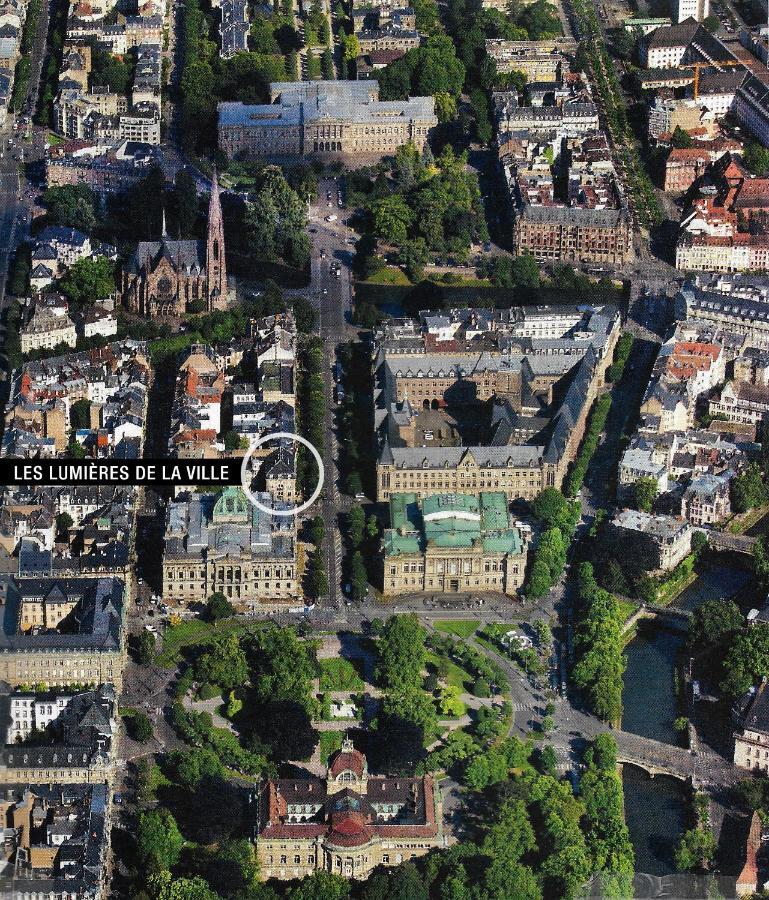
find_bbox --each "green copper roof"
[384,492,523,557]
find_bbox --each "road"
[307,176,355,605]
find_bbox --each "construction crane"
[679,59,744,99]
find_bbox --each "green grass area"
[319,731,344,765]
[363,266,412,286]
[617,599,639,622]
[46,132,65,146]
[427,651,474,693]
[318,657,365,691]
[156,617,264,667]
[434,620,481,638]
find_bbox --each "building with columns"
[254,737,443,881]
[218,81,436,160]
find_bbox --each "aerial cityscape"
[3,0,769,891]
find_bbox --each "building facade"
[513,206,633,265]
[218,81,436,160]
[162,486,299,610]
[254,737,443,881]
[382,492,528,596]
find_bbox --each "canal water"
[673,561,752,614]
[619,559,753,875]
[622,623,688,874]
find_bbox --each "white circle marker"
[240,431,324,517]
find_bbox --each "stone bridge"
[622,603,692,635]
[708,531,757,555]
[614,731,695,780]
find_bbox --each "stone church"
[122,171,228,318]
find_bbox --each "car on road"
[325,214,337,222]
[144,624,157,633]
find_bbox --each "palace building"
[122,171,228,318]
[253,737,443,881]
[382,492,528,596]
[162,486,300,611]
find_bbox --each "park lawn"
[362,267,412,286]
[156,617,264,667]
[46,132,65,145]
[318,657,365,691]
[434,620,480,638]
[427,651,474,693]
[319,731,344,765]
[617,599,639,622]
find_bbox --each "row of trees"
[336,341,375,497]
[525,489,580,599]
[10,0,42,110]
[565,393,612,497]
[572,562,626,722]
[296,336,324,499]
[179,0,294,152]
[345,505,379,601]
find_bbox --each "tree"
[438,683,464,716]
[340,31,360,62]
[146,871,219,900]
[136,630,156,666]
[744,142,769,175]
[721,623,769,697]
[375,614,426,690]
[55,512,73,536]
[688,598,743,653]
[349,550,368,601]
[511,253,540,289]
[70,399,91,431]
[632,477,659,512]
[371,194,414,246]
[171,169,199,238]
[196,634,249,691]
[245,624,316,710]
[204,837,260,896]
[674,826,716,872]
[167,747,224,790]
[671,126,693,149]
[286,871,351,899]
[755,534,769,588]
[242,167,309,270]
[307,551,329,599]
[532,488,570,530]
[347,505,365,548]
[41,184,97,231]
[126,710,153,743]
[91,48,131,92]
[321,47,334,79]
[59,256,116,305]
[434,91,458,123]
[732,462,766,512]
[137,809,184,871]
[206,592,235,622]
[399,237,429,282]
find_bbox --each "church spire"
[206,169,227,309]
[161,205,168,239]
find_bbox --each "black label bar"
[0,459,244,487]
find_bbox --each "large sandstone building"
[383,492,528,596]
[122,172,228,318]
[162,486,300,611]
[218,81,437,160]
[374,306,621,501]
[254,737,443,880]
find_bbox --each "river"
[617,555,753,878]
[622,622,688,874]
[673,561,752,614]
